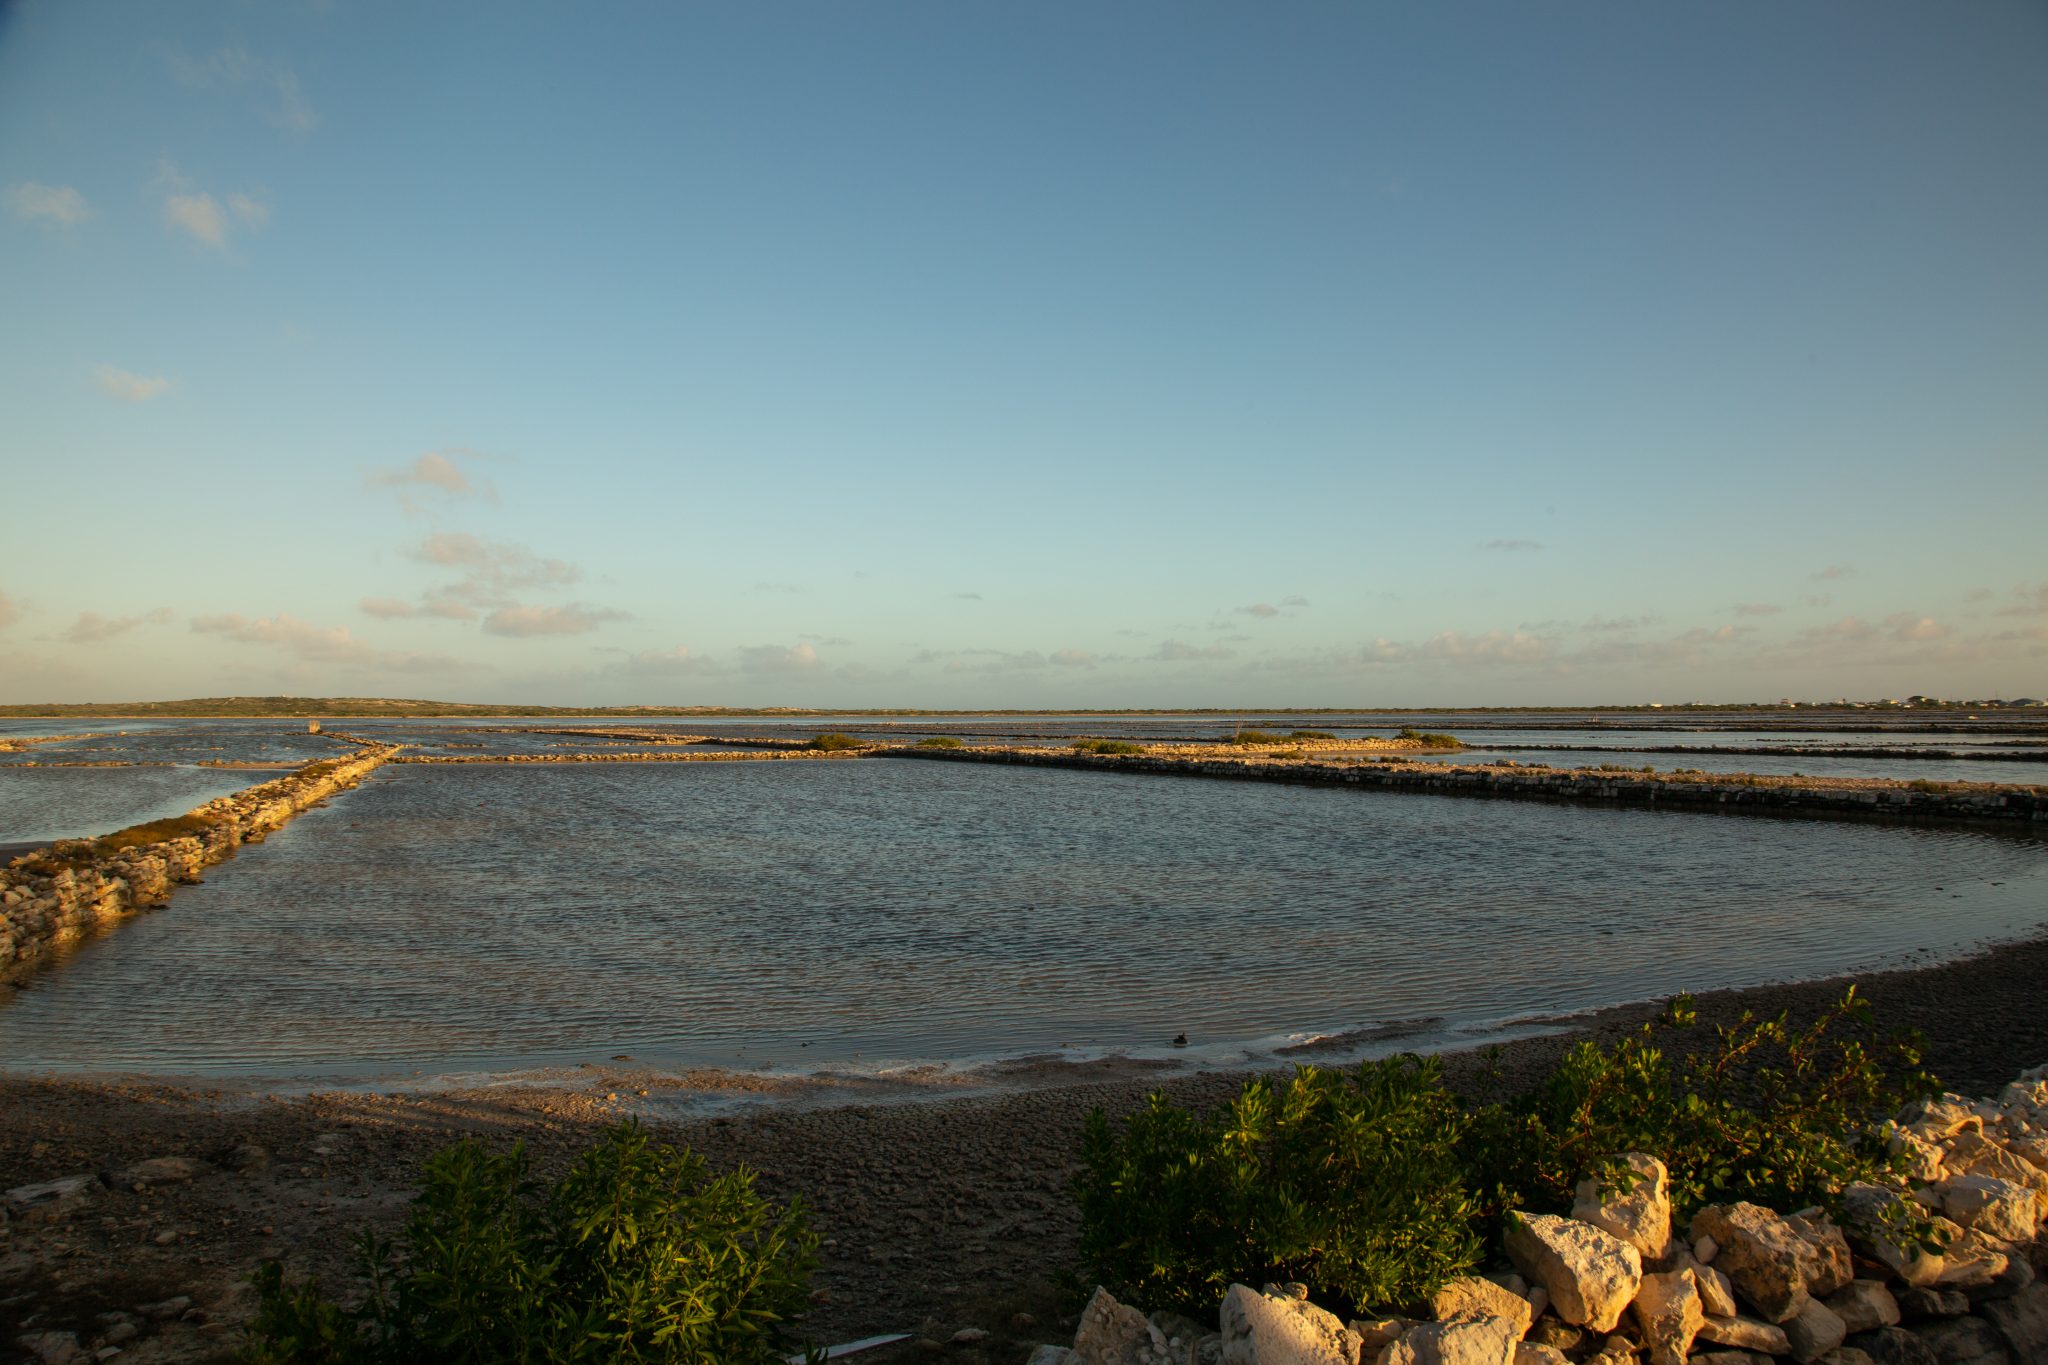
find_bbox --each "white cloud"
[165,191,229,247]
[1883,612,1951,643]
[739,643,821,673]
[191,612,462,672]
[227,192,270,228]
[60,608,172,644]
[1811,564,1855,581]
[358,597,417,620]
[8,182,91,225]
[1730,603,1783,617]
[609,645,725,677]
[482,603,628,638]
[1151,639,1237,662]
[94,365,171,402]
[167,47,318,132]
[366,450,495,500]
[1051,649,1094,667]
[405,533,577,607]
[1236,603,1280,618]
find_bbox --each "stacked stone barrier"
[885,747,2048,828]
[392,748,864,764]
[0,740,399,984]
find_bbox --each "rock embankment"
[1033,1065,2048,1365]
[886,748,2048,827]
[391,748,863,765]
[0,733,107,754]
[0,741,399,984]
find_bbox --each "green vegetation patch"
[243,1122,817,1364]
[1079,988,1934,1320]
[804,733,865,751]
[914,735,964,749]
[1395,728,1463,749]
[1072,738,1145,756]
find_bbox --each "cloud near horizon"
[366,450,496,501]
[8,182,91,226]
[482,603,629,638]
[739,643,821,673]
[94,365,171,402]
[60,608,173,644]
[190,612,462,672]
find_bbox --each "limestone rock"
[1571,1153,1673,1263]
[1430,1276,1532,1339]
[1909,1315,2013,1364]
[1815,1349,1876,1365]
[1784,1299,1848,1364]
[1510,1345,1568,1365]
[117,1156,205,1187]
[1828,1281,1902,1336]
[1696,1314,1792,1355]
[1350,1318,1415,1359]
[1074,1287,1160,1365]
[1504,1211,1642,1333]
[1627,1269,1702,1365]
[3,1174,99,1214]
[1933,1228,2012,1292]
[1896,1286,1970,1321]
[1839,1186,1948,1289]
[1844,1326,1937,1365]
[1690,1260,1739,1318]
[1690,1354,1771,1365]
[1218,1284,1360,1365]
[1785,1213,1856,1298]
[1978,1282,2048,1361]
[1692,1202,1814,1323]
[1382,1316,1518,1365]
[1938,1175,2041,1244]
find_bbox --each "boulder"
[1382,1317,1518,1365]
[1510,1345,1568,1365]
[1937,1176,2040,1244]
[1785,1213,1856,1297]
[1690,1260,1739,1318]
[1690,1354,1772,1365]
[117,1156,206,1187]
[1696,1314,1792,1355]
[1692,1202,1814,1323]
[1504,1212,1642,1333]
[1977,1282,2048,1361]
[1909,1315,2013,1364]
[3,1174,98,1215]
[1571,1153,1674,1263]
[1828,1281,1902,1335]
[1430,1276,1532,1340]
[1815,1350,1876,1365]
[1896,1287,1970,1321]
[1839,1185,1949,1288]
[1074,1287,1161,1365]
[1350,1319,1416,1359]
[1946,1131,2048,1199]
[1844,1326,1937,1365]
[1783,1299,1848,1364]
[1933,1229,2012,1293]
[1627,1269,1702,1365]
[1219,1284,1361,1365]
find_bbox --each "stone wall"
[885,747,2048,828]
[0,741,399,984]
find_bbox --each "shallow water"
[2,758,2043,1082]
[0,766,269,846]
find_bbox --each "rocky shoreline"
[0,741,399,986]
[884,747,2048,828]
[4,934,2048,1363]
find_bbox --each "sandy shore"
[4,933,2047,1362]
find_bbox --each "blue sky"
[2,0,2044,707]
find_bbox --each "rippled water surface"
[0,767,268,846]
[3,758,2045,1080]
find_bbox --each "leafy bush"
[1395,728,1462,749]
[1077,1057,1481,1318]
[1287,730,1335,740]
[1218,729,1282,745]
[805,733,864,751]
[914,736,963,749]
[1072,738,1145,755]
[1907,778,1952,794]
[243,1122,818,1364]
[1462,988,1936,1229]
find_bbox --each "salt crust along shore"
[4,935,2048,1363]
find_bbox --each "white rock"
[1689,1203,1812,1323]
[1628,1269,1703,1365]
[1687,1260,1738,1318]
[1074,1286,1162,1365]
[1504,1212,1642,1334]
[1571,1152,1674,1264]
[1382,1316,1517,1365]
[1779,1299,1845,1364]
[1938,1173,2041,1243]
[1218,1284,1361,1365]
[1430,1276,1532,1340]
[1692,1234,1718,1264]
[1823,1280,1899,1335]
[1510,1345,1568,1365]
[1694,1314,1790,1355]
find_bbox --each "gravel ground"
[4,931,2047,1363]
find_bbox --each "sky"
[1,1,2045,708]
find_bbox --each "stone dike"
[885,748,2048,828]
[0,739,399,985]
[1030,1067,2048,1365]
[392,748,861,764]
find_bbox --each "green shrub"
[805,733,864,751]
[1395,728,1462,749]
[1463,989,1935,1231]
[1287,730,1335,741]
[242,1122,818,1364]
[1072,738,1145,755]
[1077,1057,1481,1318]
[1218,729,1283,745]
[914,736,963,749]
[1907,778,1951,794]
